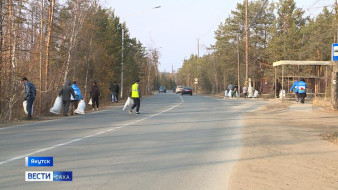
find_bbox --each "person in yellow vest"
[129,79,142,114]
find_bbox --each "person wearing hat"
[129,79,142,115]
[22,77,36,119]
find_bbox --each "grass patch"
[312,97,332,109]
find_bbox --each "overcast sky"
[103,0,334,72]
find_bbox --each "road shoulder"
[228,101,338,190]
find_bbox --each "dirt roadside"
[228,101,338,190]
[0,101,125,129]
[0,94,154,128]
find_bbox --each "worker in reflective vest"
[129,79,141,115]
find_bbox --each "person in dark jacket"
[59,80,75,116]
[274,79,282,98]
[109,81,119,103]
[22,77,36,120]
[232,84,238,97]
[90,81,100,110]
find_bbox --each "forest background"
[0,0,336,120]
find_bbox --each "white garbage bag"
[123,97,134,111]
[279,90,285,99]
[253,90,259,98]
[50,96,62,114]
[248,85,254,98]
[74,99,86,114]
[23,101,33,115]
[228,90,233,97]
[88,98,92,105]
[224,90,228,97]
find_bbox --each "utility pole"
[121,23,124,99]
[332,0,338,109]
[197,38,200,57]
[237,34,241,97]
[245,0,249,82]
[336,0,338,43]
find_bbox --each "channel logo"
[53,171,73,181]
[25,171,72,182]
[25,171,53,181]
[25,157,53,167]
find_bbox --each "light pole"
[120,6,161,99]
[245,0,249,83]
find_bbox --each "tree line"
[0,0,160,120]
[177,0,336,94]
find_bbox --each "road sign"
[332,44,338,61]
[194,81,198,84]
[194,78,198,82]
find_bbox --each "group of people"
[22,77,142,119]
[58,80,85,116]
[22,77,102,118]
[57,80,102,116]
[58,80,101,116]
[226,83,250,98]
[227,83,239,97]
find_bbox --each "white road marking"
[0,96,184,166]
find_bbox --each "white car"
[175,86,184,94]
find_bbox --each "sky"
[103,0,334,72]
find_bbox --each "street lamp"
[120,6,161,99]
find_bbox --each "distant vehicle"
[159,86,166,93]
[181,87,192,95]
[175,86,184,94]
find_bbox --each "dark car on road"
[181,87,192,95]
[159,86,166,93]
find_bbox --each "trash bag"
[248,85,254,98]
[74,99,85,114]
[88,98,92,105]
[253,90,259,98]
[224,90,228,97]
[279,90,285,99]
[228,90,233,97]
[123,97,134,111]
[23,101,33,115]
[50,96,62,114]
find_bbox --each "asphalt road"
[0,93,267,190]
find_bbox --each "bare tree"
[45,0,55,90]
[63,0,87,83]
[38,0,44,110]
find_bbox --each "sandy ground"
[228,101,338,190]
